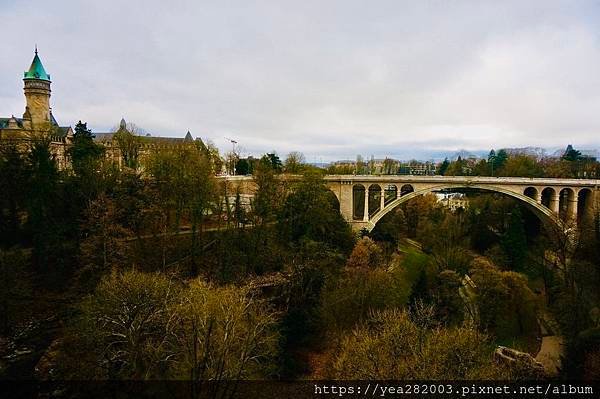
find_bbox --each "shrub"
[319,268,411,335]
[346,237,383,269]
[59,270,279,381]
[332,308,512,380]
[435,270,464,325]
[61,270,180,379]
[173,280,279,380]
[469,258,538,345]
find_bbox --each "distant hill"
[503,147,548,159]
[324,145,599,164]
[449,149,482,161]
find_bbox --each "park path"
[535,312,564,376]
[535,336,563,376]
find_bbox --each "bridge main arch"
[363,183,560,232]
[219,175,597,233]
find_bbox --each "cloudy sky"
[1,0,600,161]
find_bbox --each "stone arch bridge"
[221,175,600,232]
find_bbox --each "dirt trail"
[535,312,564,376]
[535,336,563,376]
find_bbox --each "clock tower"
[22,47,52,130]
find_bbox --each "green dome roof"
[23,50,50,81]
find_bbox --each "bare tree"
[113,123,143,170]
[283,151,305,174]
[69,270,181,379]
[175,281,279,397]
[80,194,131,273]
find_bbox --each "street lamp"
[225,137,238,175]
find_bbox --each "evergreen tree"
[438,158,450,175]
[235,158,251,175]
[445,156,465,176]
[494,149,508,173]
[472,159,489,176]
[501,207,528,271]
[0,145,29,246]
[252,159,280,225]
[488,150,496,175]
[262,153,283,172]
[562,144,582,162]
[408,268,429,306]
[278,171,354,253]
[26,140,62,270]
[233,191,247,227]
[69,120,104,176]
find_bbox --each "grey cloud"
[2,0,600,161]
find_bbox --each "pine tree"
[69,120,104,176]
[0,145,29,246]
[494,149,508,174]
[562,144,582,162]
[501,207,527,271]
[488,150,496,175]
[27,140,60,269]
[438,158,450,175]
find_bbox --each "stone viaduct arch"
[368,183,556,230]
[219,175,599,232]
[324,176,600,232]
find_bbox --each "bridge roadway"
[221,175,600,231]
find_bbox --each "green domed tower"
[22,47,52,130]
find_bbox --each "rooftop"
[23,49,51,81]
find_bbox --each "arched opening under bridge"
[365,184,560,232]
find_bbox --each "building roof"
[0,115,70,137]
[0,117,24,129]
[23,50,51,81]
[92,118,195,145]
[55,126,72,138]
[140,135,193,144]
[1,110,62,128]
[92,132,115,142]
[92,131,194,144]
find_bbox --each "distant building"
[408,160,436,175]
[398,160,436,175]
[328,158,437,175]
[438,193,468,212]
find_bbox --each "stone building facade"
[92,118,196,169]
[0,49,73,168]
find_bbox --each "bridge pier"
[569,199,578,222]
[363,187,369,222]
[550,193,560,215]
[594,188,600,227]
[341,181,354,223]
[350,220,374,232]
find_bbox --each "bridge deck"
[323,175,600,187]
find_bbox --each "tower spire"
[24,49,50,81]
